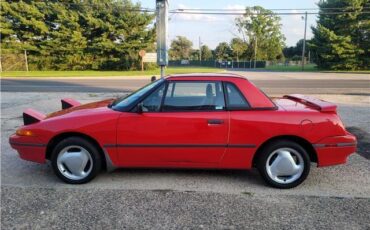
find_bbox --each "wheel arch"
[46,132,107,171]
[252,135,318,167]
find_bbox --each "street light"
[301,11,308,71]
[156,0,169,78]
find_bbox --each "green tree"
[200,45,213,60]
[310,24,360,70]
[310,0,369,70]
[40,1,87,70]
[0,0,155,70]
[214,42,232,61]
[236,6,285,60]
[0,1,48,51]
[189,49,199,61]
[230,38,248,61]
[77,0,155,70]
[283,39,312,60]
[169,36,193,60]
[1,1,49,70]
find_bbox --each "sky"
[133,0,319,49]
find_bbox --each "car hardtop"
[166,73,248,81]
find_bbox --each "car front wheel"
[257,140,310,189]
[51,137,101,184]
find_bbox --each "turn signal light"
[16,129,34,136]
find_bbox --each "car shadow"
[346,126,370,160]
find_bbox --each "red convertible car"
[9,74,356,188]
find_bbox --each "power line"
[169,11,370,16]
[2,1,368,13]
[173,7,370,12]
[2,1,369,15]
[170,6,370,15]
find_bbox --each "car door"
[220,82,259,169]
[116,80,229,167]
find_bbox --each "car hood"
[46,98,115,119]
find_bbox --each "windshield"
[110,79,164,109]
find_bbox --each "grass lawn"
[2,65,368,77]
[1,67,224,77]
[264,64,318,72]
[264,64,370,73]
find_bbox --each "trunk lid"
[46,99,114,119]
[22,98,114,126]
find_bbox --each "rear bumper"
[313,133,357,167]
[9,134,47,164]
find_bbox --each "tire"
[256,140,310,189]
[51,137,101,184]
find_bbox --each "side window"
[141,84,165,112]
[163,81,225,111]
[225,83,249,109]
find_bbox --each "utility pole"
[156,0,168,78]
[199,36,202,64]
[254,37,257,69]
[301,11,307,71]
[24,50,29,72]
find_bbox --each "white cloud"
[169,3,317,47]
[225,4,246,20]
[172,4,219,22]
[225,4,245,11]
[280,10,316,46]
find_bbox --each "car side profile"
[9,74,357,188]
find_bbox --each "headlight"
[16,129,35,136]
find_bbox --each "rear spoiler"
[22,98,81,125]
[61,98,81,109]
[23,109,46,125]
[283,94,337,112]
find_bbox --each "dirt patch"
[347,126,370,160]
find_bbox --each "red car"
[9,74,357,188]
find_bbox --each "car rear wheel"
[51,137,101,184]
[257,140,310,189]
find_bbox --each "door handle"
[208,119,224,125]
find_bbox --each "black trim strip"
[313,142,356,148]
[158,80,169,112]
[337,142,357,147]
[10,142,46,147]
[103,144,117,148]
[103,144,256,148]
[228,144,256,148]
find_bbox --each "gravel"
[2,186,370,229]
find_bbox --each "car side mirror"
[151,76,156,82]
[136,103,144,114]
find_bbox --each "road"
[1,71,370,94]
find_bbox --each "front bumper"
[313,133,357,167]
[9,134,47,164]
